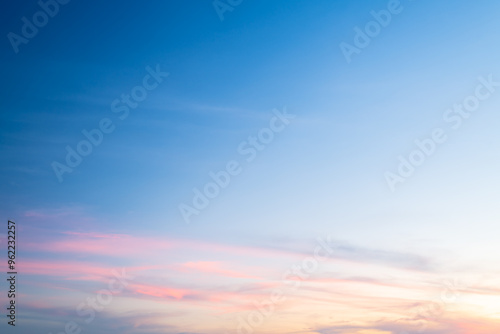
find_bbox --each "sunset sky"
[1,1,500,333]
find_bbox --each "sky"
[1,0,500,333]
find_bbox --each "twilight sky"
[1,1,500,333]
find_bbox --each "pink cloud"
[178,261,262,280]
[24,233,176,258]
[20,260,118,281]
[128,282,193,300]
[440,315,500,334]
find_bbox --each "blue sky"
[2,1,500,333]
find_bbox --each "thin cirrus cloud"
[177,261,263,280]
[16,218,499,334]
[310,315,500,334]
[20,227,446,284]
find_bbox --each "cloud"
[176,261,262,280]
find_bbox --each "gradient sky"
[1,1,500,333]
